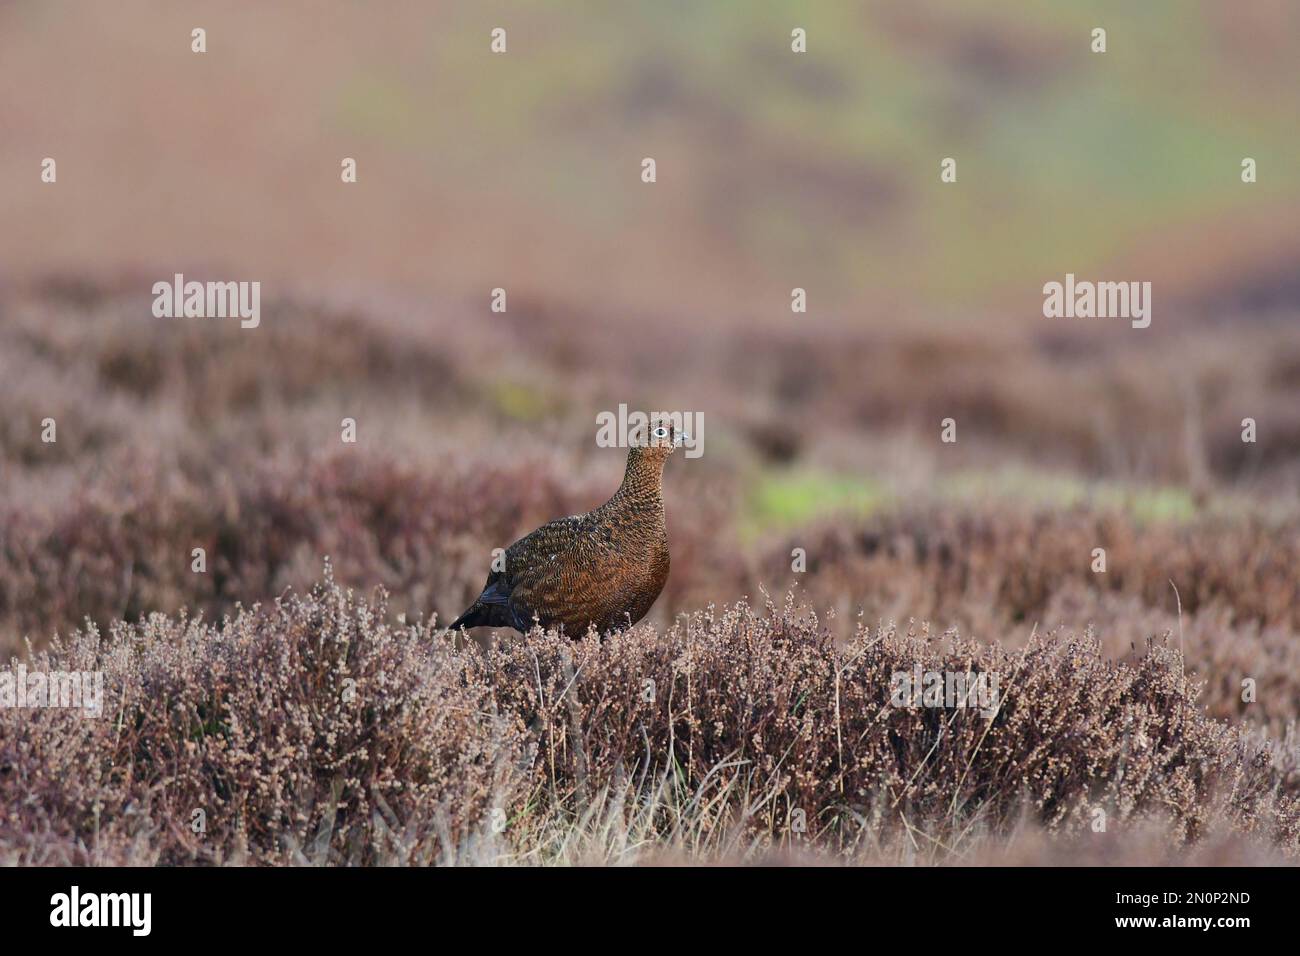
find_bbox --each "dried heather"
[0,568,522,865]
[2,575,1294,866]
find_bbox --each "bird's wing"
[498,514,590,623]
[449,516,590,631]
[504,514,585,585]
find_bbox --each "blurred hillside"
[2,0,1297,326]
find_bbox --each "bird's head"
[627,418,690,471]
[649,418,689,450]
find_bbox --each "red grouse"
[447,420,688,636]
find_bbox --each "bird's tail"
[445,600,521,632]
[446,607,480,631]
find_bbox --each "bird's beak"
[675,431,691,447]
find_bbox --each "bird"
[446,419,689,637]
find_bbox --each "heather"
[2,574,1296,866]
[5,450,1299,732]
[3,282,1299,864]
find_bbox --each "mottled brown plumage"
[448,420,687,636]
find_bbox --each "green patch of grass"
[1104,485,1198,523]
[936,468,1199,523]
[482,381,555,423]
[745,469,887,536]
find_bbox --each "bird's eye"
[652,426,668,439]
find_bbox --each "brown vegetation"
[2,573,1295,865]
[2,282,1298,865]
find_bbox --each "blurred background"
[1,2,1299,729]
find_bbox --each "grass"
[483,380,557,423]
[745,469,888,535]
[936,468,1200,522]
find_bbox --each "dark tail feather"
[447,607,482,631]
[446,602,520,632]
[446,578,521,632]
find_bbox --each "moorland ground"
[1,282,1297,865]
[2,2,1298,865]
